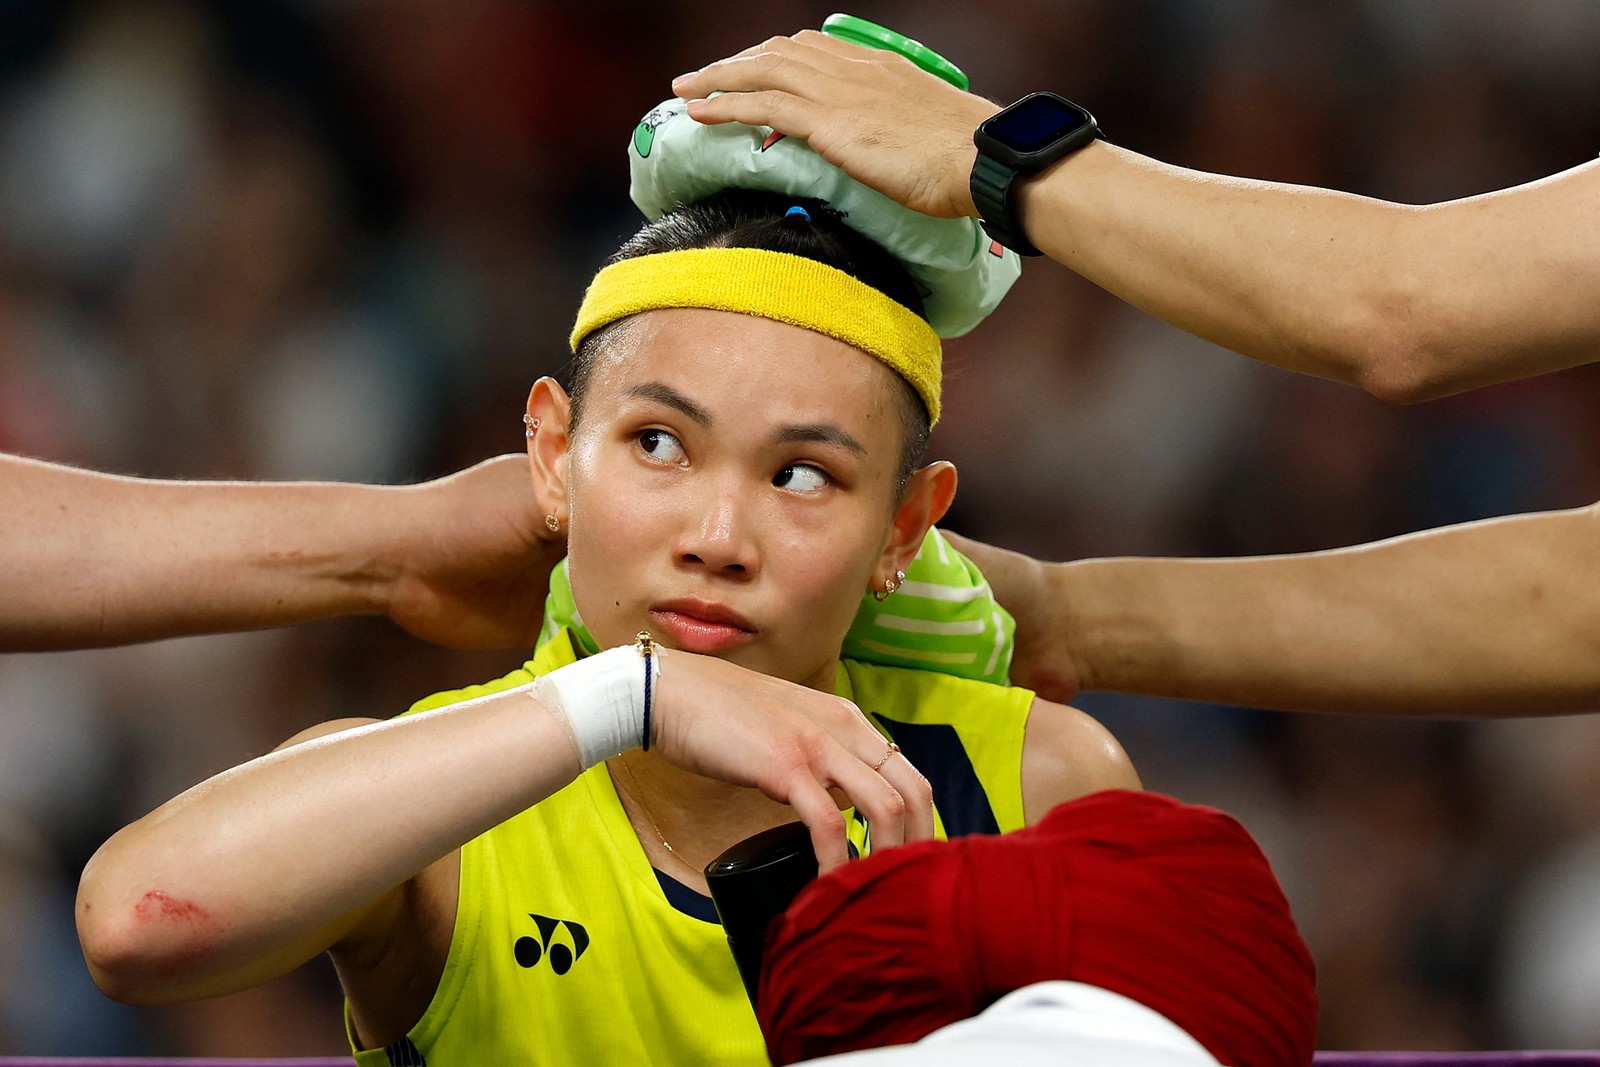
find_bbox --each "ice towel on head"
[629,96,1020,339]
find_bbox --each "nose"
[675,481,759,579]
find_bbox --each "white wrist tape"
[531,644,663,770]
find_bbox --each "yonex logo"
[514,913,590,975]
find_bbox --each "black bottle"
[705,821,846,1007]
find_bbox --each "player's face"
[560,308,911,690]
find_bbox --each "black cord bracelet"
[635,631,656,751]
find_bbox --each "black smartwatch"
[971,91,1101,256]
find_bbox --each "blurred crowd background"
[2,0,1598,1055]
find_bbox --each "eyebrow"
[624,380,867,457]
[773,423,866,457]
[624,382,712,426]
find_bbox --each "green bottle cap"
[820,13,970,91]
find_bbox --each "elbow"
[78,903,160,1004]
[1326,203,1469,405]
[1322,220,1495,405]
[1348,338,1451,405]
[80,941,153,1006]
[77,876,221,1004]
[1332,295,1458,406]
[78,903,175,1004]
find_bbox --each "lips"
[649,597,758,655]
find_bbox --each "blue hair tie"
[785,205,811,221]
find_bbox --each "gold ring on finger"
[871,741,900,772]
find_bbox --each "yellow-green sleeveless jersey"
[348,628,1034,1067]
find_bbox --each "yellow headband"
[569,247,942,424]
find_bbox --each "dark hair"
[568,188,931,489]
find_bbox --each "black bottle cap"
[704,821,818,942]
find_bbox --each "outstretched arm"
[946,502,1600,717]
[0,452,560,652]
[77,648,933,1006]
[674,32,1600,402]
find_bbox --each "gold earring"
[524,414,541,438]
[545,514,561,533]
[872,570,906,602]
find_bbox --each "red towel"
[758,789,1317,1067]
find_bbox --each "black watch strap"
[970,153,1043,257]
[971,92,1103,258]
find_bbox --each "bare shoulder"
[1021,696,1141,825]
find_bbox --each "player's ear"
[526,377,572,524]
[873,460,957,588]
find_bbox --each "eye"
[773,464,830,492]
[636,428,687,464]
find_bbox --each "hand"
[650,650,934,873]
[940,531,1083,704]
[382,456,565,650]
[671,30,999,221]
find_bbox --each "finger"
[784,776,852,873]
[719,33,836,64]
[714,36,792,62]
[683,91,823,141]
[819,743,908,851]
[775,31,880,70]
[677,33,864,93]
[675,33,881,105]
[674,49,830,103]
[876,752,935,843]
[789,28,877,58]
[730,33,856,66]
[823,701,917,848]
[788,30,951,84]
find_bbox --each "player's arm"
[1020,697,1141,826]
[949,502,1600,717]
[0,452,559,652]
[74,700,579,1007]
[674,32,1600,403]
[76,649,931,1006]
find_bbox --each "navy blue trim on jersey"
[654,868,721,924]
[878,720,1001,837]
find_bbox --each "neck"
[797,656,840,694]
[608,751,800,892]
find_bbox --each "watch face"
[987,93,1093,153]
